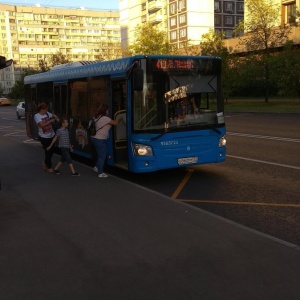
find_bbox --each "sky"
[1,0,119,10]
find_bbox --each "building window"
[236,2,244,13]
[215,15,222,26]
[224,16,233,26]
[178,0,186,11]
[236,16,243,24]
[179,14,186,24]
[179,28,186,38]
[225,29,233,38]
[215,1,221,13]
[170,30,177,40]
[170,17,176,27]
[224,1,234,13]
[170,3,176,15]
[287,3,296,23]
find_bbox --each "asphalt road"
[1,107,300,246]
[1,107,300,299]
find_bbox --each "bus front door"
[112,80,128,170]
[113,110,127,169]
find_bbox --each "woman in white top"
[90,104,122,178]
[34,102,58,172]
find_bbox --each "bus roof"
[24,55,220,85]
[24,56,138,85]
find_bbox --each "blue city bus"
[24,55,226,173]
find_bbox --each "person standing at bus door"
[46,118,80,176]
[34,102,59,173]
[91,104,122,178]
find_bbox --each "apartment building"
[223,0,300,53]
[0,3,121,94]
[214,0,244,38]
[119,0,244,51]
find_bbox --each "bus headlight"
[219,136,226,147]
[133,143,153,156]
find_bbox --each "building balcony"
[149,14,163,24]
[148,1,162,13]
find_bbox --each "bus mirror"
[133,68,144,91]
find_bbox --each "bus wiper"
[151,123,221,141]
[212,128,221,134]
[150,126,179,141]
[151,123,206,140]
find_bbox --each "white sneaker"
[93,166,98,172]
[98,173,108,178]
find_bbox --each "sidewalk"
[1,135,300,299]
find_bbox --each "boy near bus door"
[91,104,122,178]
[34,102,59,173]
[46,118,80,176]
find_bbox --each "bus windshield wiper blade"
[150,123,221,141]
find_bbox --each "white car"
[16,101,25,119]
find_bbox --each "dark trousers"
[39,136,55,169]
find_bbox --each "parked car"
[0,97,11,106]
[16,101,25,119]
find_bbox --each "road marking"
[4,131,25,136]
[178,199,300,208]
[227,155,300,170]
[227,132,300,143]
[24,139,39,144]
[171,154,299,200]
[171,168,194,199]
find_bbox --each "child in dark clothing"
[46,118,80,176]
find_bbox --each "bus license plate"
[178,156,198,165]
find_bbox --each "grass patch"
[225,98,300,113]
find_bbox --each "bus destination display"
[152,59,195,70]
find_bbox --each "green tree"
[38,59,50,72]
[235,0,291,102]
[200,30,234,101]
[51,51,70,66]
[9,68,40,100]
[38,51,71,71]
[97,40,122,60]
[270,42,300,101]
[128,23,171,55]
[231,54,267,97]
[176,40,199,56]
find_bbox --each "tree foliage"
[269,41,300,100]
[127,23,171,55]
[9,68,39,100]
[235,0,292,102]
[38,51,71,72]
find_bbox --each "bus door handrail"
[136,104,157,129]
[114,110,127,149]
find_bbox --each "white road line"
[4,132,24,136]
[227,132,300,143]
[227,155,300,170]
[24,139,39,143]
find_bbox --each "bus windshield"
[133,57,223,132]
